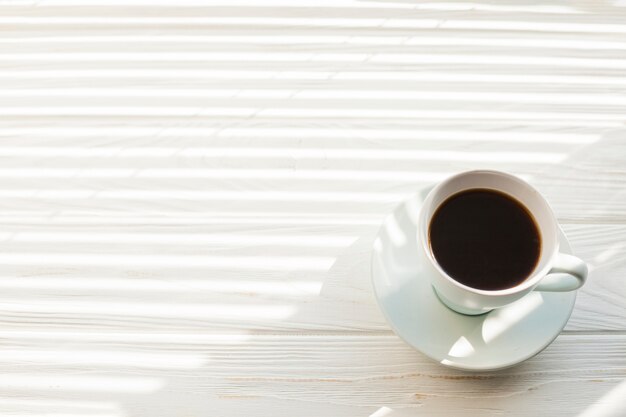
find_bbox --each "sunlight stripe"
[6,35,618,49]
[0,17,622,33]
[2,231,358,247]
[0,148,564,162]
[0,127,599,144]
[0,298,296,319]
[3,53,626,69]
[0,108,622,120]
[0,276,324,296]
[0,168,449,182]
[0,189,406,203]
[0,0,580,12]
[2,70,625,86]
[3,89,624,105]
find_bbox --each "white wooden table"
[0,1,625,416]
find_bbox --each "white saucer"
[371,187,577,371]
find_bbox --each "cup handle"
[534,253,588,292]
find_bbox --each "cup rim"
[419,170,559,296]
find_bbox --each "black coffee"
[428,189,540,291]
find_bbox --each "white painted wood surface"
[0,1,625,416]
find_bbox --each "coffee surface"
[429,189,541,291]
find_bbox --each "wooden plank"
[0,5,623,225]
[0,223,622,332]
[1,4,626,24]
[0,120,621,221]
[0,3,622,336]
[5,0,624,19]
[566,224,626,331]
[0,333,623,416]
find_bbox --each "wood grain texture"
[0,224,622,332]
[0,1,625,416]
[0,334,624,417]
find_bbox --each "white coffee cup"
[418,170,588,316]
